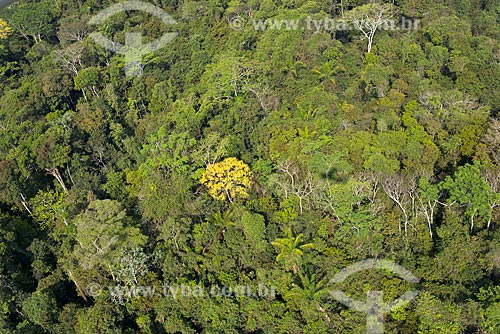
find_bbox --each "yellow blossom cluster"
[200,157,253,203]
[0,19,12,40]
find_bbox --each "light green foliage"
[361,53,394,98]
[73,200,146,277]
[21,290,57,331]
[4,0,59,43]
[75,296,123,334]
[239,211,267,251]
[416,177,440,238]
[191,131,230,168]
[0,0,498,332]
[29,190,68,230]
[416,292,463,334]
[201,54,254,102]
[363,131,408,174]
[74,66,102,98]
[139,127,196,174]
[478,287,500,333]
[272,233,314,274]
[443,162,494,231]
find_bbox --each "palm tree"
[271,233,314,274]
[286,272,327,300]
[281,55,306,78]
[285,272,331,322]
[312,61,345,91]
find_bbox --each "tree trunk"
[68,270,88,302]
[20,193,32,215]
[46,167,69,194]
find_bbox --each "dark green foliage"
[0,0,499,333]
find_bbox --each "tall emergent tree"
[201,157,253,203]
[346,3,394,53]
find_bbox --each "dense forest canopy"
[0,0,499,333]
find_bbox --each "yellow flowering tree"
[201,157,253,203]
[0,19,12,39]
